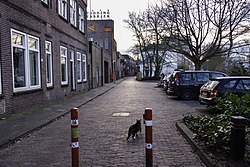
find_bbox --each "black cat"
[126,119,141,141]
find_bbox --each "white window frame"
[58,0,68,19]
[70,0,77,27]
[11,29,41,92]
[82,54,87,82]
[0,56,1,94]
[45,41,53,87]
[79,6,85,33]
[70,50,76,90]
[60,46,68,85]
[77,52,82,82]
[41,0,48,5]
[28,36,41,88]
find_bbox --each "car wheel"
[181,89,194,100]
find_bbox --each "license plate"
[202,92,207,96]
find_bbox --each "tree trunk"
[194,62,202,70]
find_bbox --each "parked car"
[162,73,172,91]
[163,70,182,91]
[199,76,250,105]
[156,73,166,87]
[167,70,227,100]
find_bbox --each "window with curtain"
[45,41,53,87]
[70,0,77,26]
[77,52,82,82]
[60,46,68,85]
[11,29,41,92]
[58,0,68,19]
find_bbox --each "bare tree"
[145,4,169,78]
[125,5,173,79]
[160,0,250,70]
[124,12,150,77]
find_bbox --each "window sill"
[41,1,49,8]
[77,81,87,84]
[58,14,68,23]
[47,86,54,90]
[13,88,43,96]
[70,24,78,30]
[61,84,68,87]
[79,30,86,36]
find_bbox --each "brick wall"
[0,0,88,114]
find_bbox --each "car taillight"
[175,73,179,80]
[175,74,180,86]
[211,89,218,96]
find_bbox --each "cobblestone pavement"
[0,77,205,167]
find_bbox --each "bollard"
[144,108,153,167]
[230,116,247,167]
[71,108,79,167]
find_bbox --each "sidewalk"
[0,79,125,149]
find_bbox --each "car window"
[203,80,219,89]
[197,73,209,82]
[242,79,250,90]
[211,73,225,78]
[180,73,192,81]
[236,80,244,90]
[222,80,237,89]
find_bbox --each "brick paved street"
[0,77,205,167]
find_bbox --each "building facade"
[87,19,117,81]
[0,0,88,114]
[88,41,111,89]
[123,55,136,76]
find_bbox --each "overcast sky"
[88,0,158,54]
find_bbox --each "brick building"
[122,54,136,76]
[0,0,88,114]
[88,41,111,89]
[87,19,118,81]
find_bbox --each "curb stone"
[176,120,214,167]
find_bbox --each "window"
[180,73,192,82]
[70,0,77,26]
[211,73,225,78]
[79,6,85,32]
[222,80,237,89]
[70,50,76,90]
[11,29,41,92]
[197,73,209,82]
[242,79,250,90]
[41,0,48,5]
[45,41,53,87]
[0,59,1,94]
[236,80,244,90]
[58,0,68,19]
[237,79,250,90]
[82,54,87,81]
[60,46,68,85]
[77,52,82,82]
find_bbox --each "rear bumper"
[199,96,214,105]
[167,89,175,96]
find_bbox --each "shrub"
[183,93,250,156]
[207,93,250,116]
[184,114,231,155]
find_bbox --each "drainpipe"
[101,48,104,86]
[89,40,93,89]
